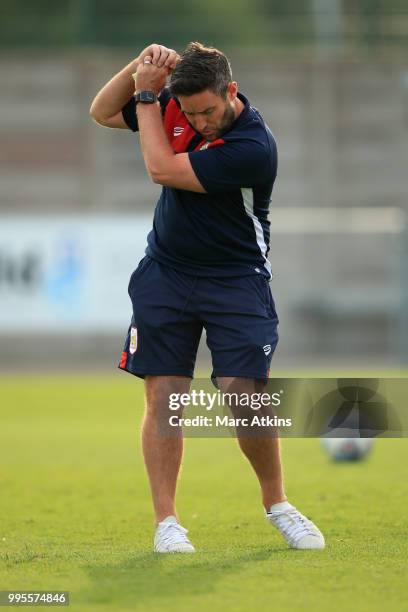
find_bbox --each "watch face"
[140,91,156,103]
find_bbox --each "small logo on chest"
[173,126,184,136]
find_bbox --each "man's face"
[177,82,238,141]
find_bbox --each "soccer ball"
[321,437,374,461]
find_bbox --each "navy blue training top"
[122,88,277,278]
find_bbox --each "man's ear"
[227,81,238,100]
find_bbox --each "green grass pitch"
[1,374,407,611]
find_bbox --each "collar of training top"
[165,91,251,153]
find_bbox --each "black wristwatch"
[135,91,158,104]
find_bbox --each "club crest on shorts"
[263,344,272,356]
[129,327,138,354]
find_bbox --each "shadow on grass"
[79,545,287,607]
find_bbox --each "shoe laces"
[158,522,190,547]
[270,508,314,541]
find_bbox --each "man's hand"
[137,44,179,70]
[133,44,180,95]
[133,59,169,96]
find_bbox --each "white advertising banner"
[0,215,153,332]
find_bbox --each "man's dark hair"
[169,42,232,98]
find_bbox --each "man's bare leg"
[217,376,287,510]
[142,375,190,524]
[236,434,286,510]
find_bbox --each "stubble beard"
[209,103,236,141]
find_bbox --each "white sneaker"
[154,515,196,553]
[266,501,325,550]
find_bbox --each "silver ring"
[144,58,152,65]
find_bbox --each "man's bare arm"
[137,103,206,193]
[134,59,205,193]
[89,44,178,129]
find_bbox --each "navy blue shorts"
[119,256,279,382]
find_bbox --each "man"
[90,42,325,553]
